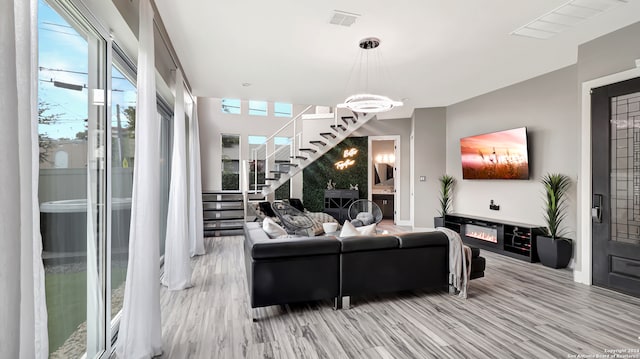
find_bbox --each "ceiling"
[154,0,640,119]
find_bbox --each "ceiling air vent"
[511,0,629,39]
[329,10,360,27]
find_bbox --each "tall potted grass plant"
[434,175,455,227]
[537,173,573,268]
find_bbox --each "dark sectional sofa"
[243,222,485,314]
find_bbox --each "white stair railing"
[249,105,376,196]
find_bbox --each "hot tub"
[40,198,132,253]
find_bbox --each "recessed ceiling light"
[511,0,628,39]
[242,82,251,87]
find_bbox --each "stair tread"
[264,177,279,181]
[320,132,336,139]
[203,208,243,212]
[277,162,298,167]
[204,227,244,232]
[290,155,307,160]
[310,140,327,147]
[203,216,244,222]
[298,148,317,153]
[330,124,346,131]
[202,191,242,195]
[202,199,243,203]
[342,116,357,124]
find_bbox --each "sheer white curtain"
[0,0,48,358]
[188,98,205,256]
[162,69,192,290]
[116,0,163,357]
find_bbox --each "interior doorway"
[591,76,640,298]
[369,136,400,224]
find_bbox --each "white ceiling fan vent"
[511,0,629,39]
[329,10,361,27]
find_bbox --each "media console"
[443,213,546,263]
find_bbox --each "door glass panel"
[275,136,291,200]
[222,134,240,190]
[38,0,106,356]
[248,135,266,191]
[110,65,135,322]
[610,91,640,245]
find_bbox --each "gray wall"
[578,21,640,84]
[445,66,579,235]
[411,108,447,228]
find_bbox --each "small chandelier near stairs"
[337,37,403,114]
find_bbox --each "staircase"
[248,106,376,196]
[202,191,245,237]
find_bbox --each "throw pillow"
[356,223,377,236]
[263,217,287,238]
[356,212,374,225]
[350,219,364,227]
[339,220,361,237]
[309,219,325,236]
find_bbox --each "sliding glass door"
[38,1,174,357]
[38,0,107,356]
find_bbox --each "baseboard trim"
[396,220,411,226]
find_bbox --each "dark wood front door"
[592,77,640,297]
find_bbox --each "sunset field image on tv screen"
[460,127,529,180]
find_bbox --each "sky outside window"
[221,98,241,114]
[274,102,292,117]
[249,100,267,116]
[38,0,89,140]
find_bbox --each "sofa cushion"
[251,236,341,259]
[470,246,480,258]
[471,256,486,273]
[263,217,288,238]
[245,221,340,259]
[339,235,398,253]
[395,231,449,248]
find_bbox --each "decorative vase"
[434,217,445,228]
[536,235,572,269]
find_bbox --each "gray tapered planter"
[434,217,445,228]
[536,235,572,269]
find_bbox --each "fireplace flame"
[467,231,498,243]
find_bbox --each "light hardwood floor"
[158,228,640,358]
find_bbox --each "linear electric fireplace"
[464,224,498,244]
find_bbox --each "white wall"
[411,108,447,228]
[197,97,309,191]
[445,66,579,237]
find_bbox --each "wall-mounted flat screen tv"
[460,127,529,180]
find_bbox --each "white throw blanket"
[436,227,472,299]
